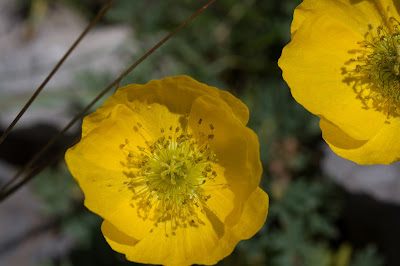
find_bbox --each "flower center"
[120,120,220,235]
[352,18,400,116]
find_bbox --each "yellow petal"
[102,188,268,266]
[66,104,157,239]
[102,209,225,266]
[230,187,269,239]
[187,94,262,225]
[290,0,394,38]
[188,94,262,186]
[321,116,400,164]
[67,104,148,171]
[279,14,387,140]
[319,117,367,150]
[208,187,269,260]
[82,76,249,137]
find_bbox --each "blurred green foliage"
[22,0,386,265]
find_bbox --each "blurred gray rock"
[0,0,134,130]
[321,143,400,205]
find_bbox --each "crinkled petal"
[229,187,269,239]
[82,76,249,137]
[321,116,400,164]
[66,104,148,171]
[279,14,387,140]
[66,104,161,239]
[290,0,397,38]
[102,188,268,266]
[102,208,225,266]
[187,94,262,226]
[208,187,269,260]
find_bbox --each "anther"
[121,122,220,233]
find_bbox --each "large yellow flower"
[279,0,400,164]
[65,75,268,265]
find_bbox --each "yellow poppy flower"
[65,75,269,265]
[279,0,400,164]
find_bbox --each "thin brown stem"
[115,66,126,92]
[0,0,116,146]
[0,0,216,202]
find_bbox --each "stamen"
[351,17,400,116]
[120,118,224,233]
